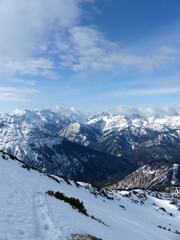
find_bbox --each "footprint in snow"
[33,192,63,240]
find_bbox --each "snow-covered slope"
[0,151,180,240]
[59,122,101,147]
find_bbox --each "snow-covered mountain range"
[0,108,180,186]
[0,109,134,184]
[59,112,180,163]
[1,151,180,240]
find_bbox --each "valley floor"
[0,155,180,240]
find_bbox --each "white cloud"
[116,105,140,115]
[56,26,180,71]
[0,0,180,78]
[0,0,81,57]
[116,105,179,117]
[46,105,82,115]
[141,106,179,117]
[0,0,82,77]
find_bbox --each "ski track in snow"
[33,192,63,240]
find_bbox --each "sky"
[0,0,180,114]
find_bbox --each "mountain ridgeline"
[0,109,180,186]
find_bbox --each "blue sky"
[0,0,180,114]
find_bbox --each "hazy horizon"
[0,105,179,118]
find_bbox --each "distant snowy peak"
[2,109,180,133]
[59,122,101,147]
[86,113,180,133]
[11,108,82,123]
[0,109,84,135]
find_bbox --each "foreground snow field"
[0,152,180,240]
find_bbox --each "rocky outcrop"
[107,161,180,190]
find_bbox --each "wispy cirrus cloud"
[56,26,180,71]
[0,87,39,102]
[0,57,56,78]
[0,93,30,102]
[11,78,36,86]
